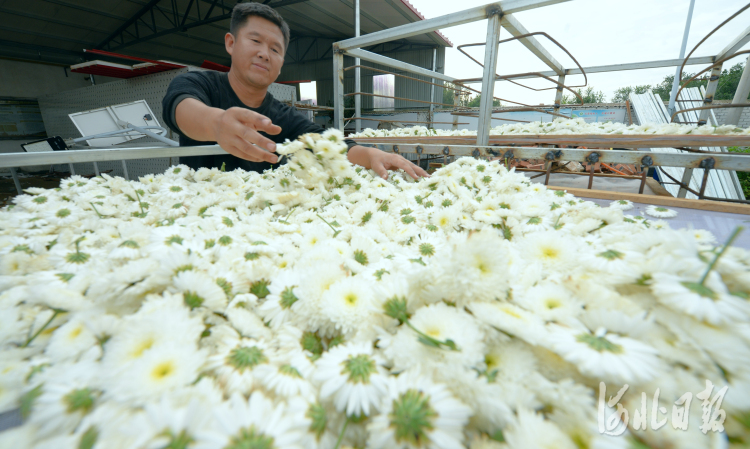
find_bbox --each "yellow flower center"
[500,306,521,318]
[151,361,175,381]
[344,293,358,305]
[425,327,441,338]
[68,326,83,339]
[130,338,154,358]
[540,247,559,259]
[544,299,562,309]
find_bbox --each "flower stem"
[23,309,62,347]
[316,213,341,237]
[699,226,743,285]
[134,189,145,215]
[89,202,106,219]
[406,321,458,351]
[333,416,350,449]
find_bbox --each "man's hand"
[347,145,430,180]
[175,99,281,164]
[211,107,282,164]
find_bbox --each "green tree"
[729,146,750,198]
[562,86,605,104]
[466,94,501,108]
[611,85,652,103]
[612,63,748,103]
[442,83,471,107]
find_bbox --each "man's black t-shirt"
[162,71,351,172]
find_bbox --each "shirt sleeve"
[161,73,214,136]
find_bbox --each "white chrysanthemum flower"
[318,276,376,335]
[382,303,485,372]
[467,301,547,345]
[609,199,634,211]
[102,298,204,371]
[504,407,578,449]
[518,231,578,272]
[651,272,750,325]
[170,270,227,311]
[106,342,207,403]
[312,341,388,417]
[195,391,306,449]
[441,230,510,303]
[367,370,472,449]
[205,337,273,395]
[254,350,315,399]
[645,205,678,218]
[44,313,99,362]
[515,282,583,325]
[27,360,100,438]
[544,325,663,385]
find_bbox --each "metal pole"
[697,64,722,125]
[333,50,345,131]
[127,124,179,146]
[668,0,695,116]
[354,0,361,133]
[553,74,565,114]
[452,83,461,130]
[429,47,437,128]
[724,54,750,126]
[9,167,22,195]
[477,11,502,146]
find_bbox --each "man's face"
[226,16,285,89]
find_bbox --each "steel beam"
[335,0,569,51]
[367,144,750,172]
[477,13,502,147]
[500,14,564,75]
[344,48,455,83]
[697,64,723,125]
[429,47,437,128]
[668,0,695,116]
[725,54,750,126]
[716,25,750,61]
[333,51,345,131]
[553,74,565,113]
[452,84,462,130]
[0,146,225,169]
[354,0,361,133]
[455,56,717,83]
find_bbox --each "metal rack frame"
[3,142,750,205]
[332,0,750,144]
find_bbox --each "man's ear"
[225,32,235,56]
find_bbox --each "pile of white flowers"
[349,117,750,138]
[1,129,749,449]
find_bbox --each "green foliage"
[613,63,748,103]
[442,82,470,107]
[562,86,606,104]
[611,85,652,103]
[466,94,502,108]
[729,147,750,199]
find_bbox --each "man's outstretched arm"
[175,98,281,164]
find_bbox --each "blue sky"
[408,0,750,104]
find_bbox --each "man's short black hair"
[230,2,290,51]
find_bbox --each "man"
[162,2,428,180]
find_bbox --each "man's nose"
[256,45,270,61]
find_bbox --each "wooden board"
[353,134,750,148]
[549,186,750,215]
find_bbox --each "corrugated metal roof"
[0,0,450,68]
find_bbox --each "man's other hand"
[347,145,430,180]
